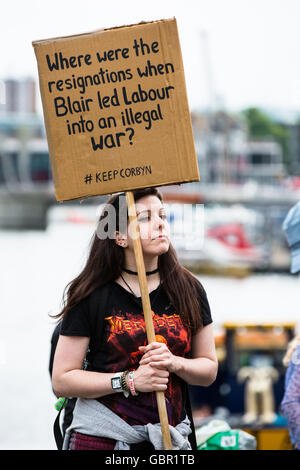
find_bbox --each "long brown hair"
[54,187,205,333]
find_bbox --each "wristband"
[128,371,138,396]
[121,370,130,398]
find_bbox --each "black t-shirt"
[60,280,212,428]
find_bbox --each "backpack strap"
[53,398,68,450]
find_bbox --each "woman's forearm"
[52,364,171,398]
[173,356,218,386]
[52,369,117,399]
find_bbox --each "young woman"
[52,187,218,450]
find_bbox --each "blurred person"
[51,187,218,450]
[280,335,300,450]
[282,201,300,274]
[280,202,300,450]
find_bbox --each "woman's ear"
[115,231,128,247]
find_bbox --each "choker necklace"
[120,273,161,302]
[122,267,159,276]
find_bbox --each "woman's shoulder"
[83,281,115,313]
[65,282,114,317]
[60,282,114,335]
[90,281,114,297]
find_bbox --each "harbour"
[0,212,299,449]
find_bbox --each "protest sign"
[33,18,199,201]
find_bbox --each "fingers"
[136,363,169,377]
[134,364,169,393]
[139,342,168,353]
[153,376,169,385]
[147,360,170,370]
[152,382,168,392]
[139,349,171,366]
[138,341,174,373]
[154,381,168,391]
[150,368,169,391]
[154,368,169,378]
[140,354,169,366]
[139,343,169,360]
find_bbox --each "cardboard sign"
[33,18,199,202]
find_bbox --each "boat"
[166,203,267,274]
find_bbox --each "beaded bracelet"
[128,371,138,396]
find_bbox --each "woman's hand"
[133,363,169,393]
[138,342,181,374]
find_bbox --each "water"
[0,220,299,450]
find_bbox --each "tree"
[241,108,290,166]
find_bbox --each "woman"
[52,187,218,450]
[280,335,300,450]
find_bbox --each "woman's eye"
[138,213,167,222]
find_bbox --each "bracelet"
[121,370,130,398]
[128,371,138,396]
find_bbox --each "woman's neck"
[123,266,158,275]
[123,254,158,273]
[116,254,159,294]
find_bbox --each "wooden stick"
[125,191,173,450]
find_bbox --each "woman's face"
[127,195,170,256]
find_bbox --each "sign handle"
[125,191,173,450]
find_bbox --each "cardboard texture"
[33,18,199,202]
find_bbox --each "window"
[30,152,51,182]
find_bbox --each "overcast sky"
[2,0,300,113]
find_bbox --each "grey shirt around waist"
[62,397,192,450]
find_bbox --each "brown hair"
[54,187,205,333]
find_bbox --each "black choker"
[122,267,159,276]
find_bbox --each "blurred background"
[1,0,300,450]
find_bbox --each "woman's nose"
[154,214,164,229]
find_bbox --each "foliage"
[241,108,290,165]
